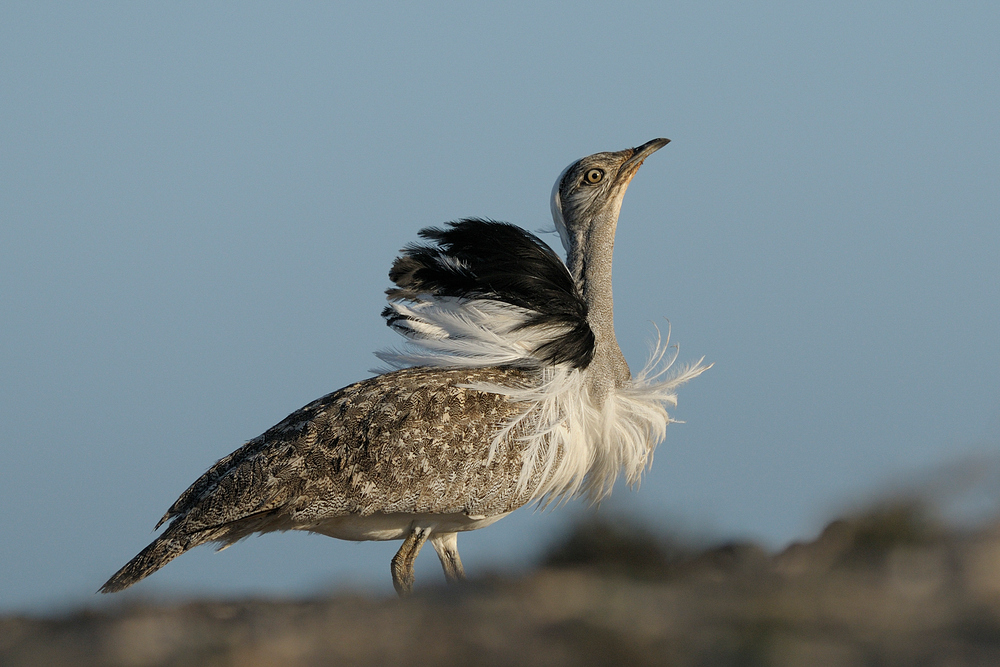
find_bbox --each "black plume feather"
[384,219,595,369]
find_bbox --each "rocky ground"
[5,502,1000,666]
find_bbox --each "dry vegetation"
[6,502,1000,666]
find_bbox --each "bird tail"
[99,529,208,594]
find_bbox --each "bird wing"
[156,366,541,542]
[378,219,595,370]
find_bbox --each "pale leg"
[430,532,466,584]
[391,526,431,597]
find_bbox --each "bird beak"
[616,138,670,187]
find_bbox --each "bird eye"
[584,168,604,185]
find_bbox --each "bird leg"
[391,526,430,597]
[430,532,466,584]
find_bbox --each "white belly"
[306,511,512,541]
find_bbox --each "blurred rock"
[541,513,694,579]
[960,523,1000,599]
[6,503,1000,666]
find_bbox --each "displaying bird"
[100,138,707,597]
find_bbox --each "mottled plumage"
[102,367,543,592]
[101,139,708,596]
[166,367,538,522]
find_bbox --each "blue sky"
[2,3,998,612]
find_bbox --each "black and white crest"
[381,219,595,369]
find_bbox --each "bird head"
[550,138,670,265]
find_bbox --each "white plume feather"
[380,309,709,507]
[376,296,573,370]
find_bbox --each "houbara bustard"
[101,139,707,597]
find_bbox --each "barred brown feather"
[101,367,548,593]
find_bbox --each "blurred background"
[2,0,999,628]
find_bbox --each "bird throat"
[571,214,631,402]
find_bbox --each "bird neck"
[568,212,631,401]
